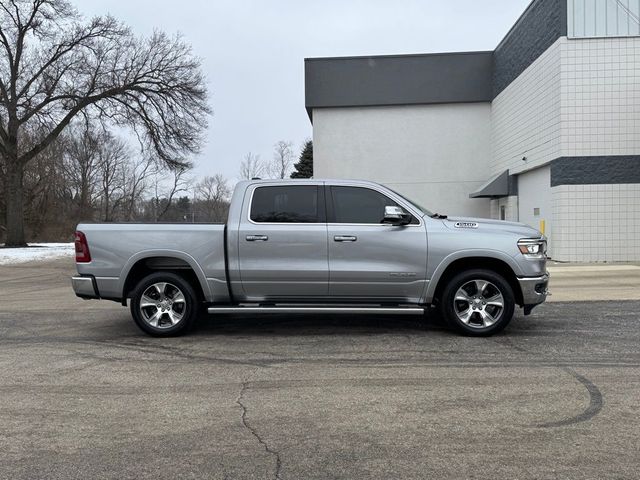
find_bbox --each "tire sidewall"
[440,269,515,336]
[130,272,198,336]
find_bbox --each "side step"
[207,306,425,315]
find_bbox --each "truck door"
[238,183,329,300]
[326,185,428,303]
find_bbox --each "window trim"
[247,184,326,225]
[326,185,423,227]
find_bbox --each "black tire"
[439,269,515,336]
[130,272,199,337]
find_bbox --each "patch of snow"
[0,243,74,265]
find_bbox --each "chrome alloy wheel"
[453,279,505,328]
[139,282,186,329]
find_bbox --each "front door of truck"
[326,185,428,303]
[238,183,328,300]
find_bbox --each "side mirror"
[383,206,411,225]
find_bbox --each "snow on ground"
[0,243,74,265]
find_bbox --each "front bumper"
[517,273,549,314]
[71,276,99,299]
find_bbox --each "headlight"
[518,238,546,257]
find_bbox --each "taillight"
[74,231,91,263]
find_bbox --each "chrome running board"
[207,306,424,315]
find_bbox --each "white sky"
[77,0,532,181]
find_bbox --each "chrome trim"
[334,235,357,242]
[71,276,98,298]
[246,235,268,242]
[208,306,425,315]
[517,273,549,306]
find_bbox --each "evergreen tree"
[290,141,313,178]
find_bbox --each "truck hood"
[441,216,542,238]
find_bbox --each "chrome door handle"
[334,235,357,242]
[246,235,268,242]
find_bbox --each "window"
[250,186,322,223]
[331,186,416,224]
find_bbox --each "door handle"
[246,235,268,242]
[334,235,357,242]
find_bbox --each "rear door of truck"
[237,181,329,299]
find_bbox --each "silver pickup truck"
[72,179,548,337]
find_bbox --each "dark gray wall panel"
[551,156,640,186]
[493,0,567,98]
[305,52,493,117]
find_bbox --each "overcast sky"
[78,0,531,181]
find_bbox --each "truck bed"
[76,223,228,302]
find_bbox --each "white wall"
[561,36,640,158]
[490,196,519,222]
[313,103,492,218]
[552,184,640,262]
[518,166,553,255]
[490,35,640,262]
[550,35,640,262]
[491,38,563,176]
[494,35,640,168]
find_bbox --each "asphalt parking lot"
[1,258,639,479]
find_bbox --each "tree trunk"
[4,155,26,247]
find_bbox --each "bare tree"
[0,0,209,245]
[96,134,128,222]
[268,140,294,179]
[121,154,157,221]
[22,131,67,237]
[195,174,230,222]
[63,123,102,218]
[152,166,190,221]
[239,152,263,180]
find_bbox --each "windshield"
[387,187,434,217]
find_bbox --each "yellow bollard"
[539,219,545,235]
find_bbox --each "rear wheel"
[440,269,515,336]
[130,272,198,336]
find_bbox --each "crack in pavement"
[236,381,283,480]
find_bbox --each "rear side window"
[250,186,323,223]
[331,186,417,224]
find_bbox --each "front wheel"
[130,272,199,337]
[439,269,515,336]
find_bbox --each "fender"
[118,249,213,301]
[423,249,524,303]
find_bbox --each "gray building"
[305,0,640,262]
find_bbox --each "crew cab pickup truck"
[72,179,548,337]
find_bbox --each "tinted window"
[331,186,414,224]
[251,186,321,223]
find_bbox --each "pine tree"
[290,140,313,178]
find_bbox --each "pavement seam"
[236,381,283,480]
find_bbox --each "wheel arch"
[119,250,212,304]
[426,251,524,307]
